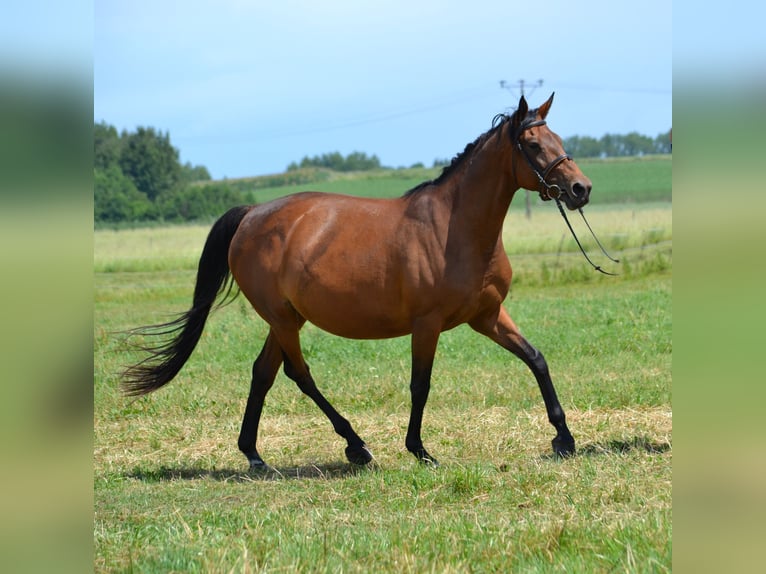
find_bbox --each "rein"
[554,199,620,276]
[511,118,620,276]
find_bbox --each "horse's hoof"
[248,459,274,475]
[346,444,373,466]
[419,454,440,468]
[412,448,440,468]
[552,435,576,458]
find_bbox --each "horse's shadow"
[541,435,671,460]
[581,436,671,455]
[125,437,671,482]
[125,460,371,483]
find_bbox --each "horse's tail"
[121,205,252,396]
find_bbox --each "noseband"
[511,119,573,202]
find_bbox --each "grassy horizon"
[220,155,671,207]
[96,154,671,231]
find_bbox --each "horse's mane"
[403,110,518,197]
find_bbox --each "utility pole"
[500,79,544,100]
[499,79,543,219]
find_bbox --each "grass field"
[205,155,671,207]
[94,194,671,571]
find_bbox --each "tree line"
[562,130,671,158]
[94,122,242,224]
[287,151,381,172]
[94,121,670,225]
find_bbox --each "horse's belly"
[291,289,413,340]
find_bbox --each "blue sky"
[94,0,672,179]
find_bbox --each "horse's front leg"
[470,306,575,457]
[405,321,442,466]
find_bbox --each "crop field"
[94,181,671,571]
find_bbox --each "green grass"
[94,204,671,572]
[576,156,672,204]
[243,167,441,204]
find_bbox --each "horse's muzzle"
[564,181,591,209]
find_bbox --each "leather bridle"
[511,119,575,202]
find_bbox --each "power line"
[223,86,495,143]
[554,82,670,95]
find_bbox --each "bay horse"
[123,93,591,470]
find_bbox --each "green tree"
[94,121,122,170]
[94,122,223,224]
[344,151,381,171]
[180,161,212,184]
[563,135,601,158]
[621,132,655,156]
[599,133,620,157]
[119,126,181,201]
[654,130,672,153]
[94,166,155,222]
[288,150,382,172]
[158,182,242,222]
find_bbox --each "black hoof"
[419,454,440,468]
[249,461,271,473]
[552,435,576,458]
[247,457,274,474]
[345,444,373,466]
[412,448,440,468]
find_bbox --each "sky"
[94,0,672,180]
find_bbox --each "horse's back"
[229,192,419,337]
[230,191,405,266]
[227,189,509,339]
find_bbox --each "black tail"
[122,205,252,396]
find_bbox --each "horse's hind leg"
[238,331,283,471]
[470,307,575,457]
[276,326,373,466]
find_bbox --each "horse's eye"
[528,141,541,152]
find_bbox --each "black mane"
[403,110,519,197]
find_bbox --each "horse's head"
[509,93,592,210]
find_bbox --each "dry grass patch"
[95,405,671,572]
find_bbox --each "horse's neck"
[444,145,518,251]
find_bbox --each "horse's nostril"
[572,182,590,199]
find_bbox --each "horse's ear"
[538,92,555,119]
[513,95,529,128]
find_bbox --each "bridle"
[509,117,620,275]
[511,118,574,202]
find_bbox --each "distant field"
[220,155,671,207]
[577,156,672,204]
